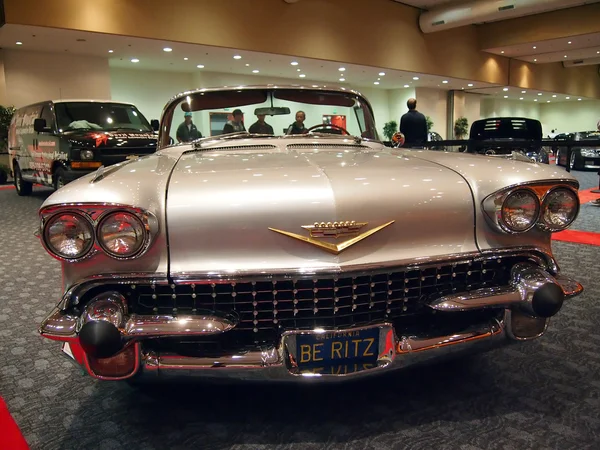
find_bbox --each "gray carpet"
[0,167,599,450]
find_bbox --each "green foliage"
[383,120,398,141]
[426,116,434,133]
[0,105,16,139]
[454,116,469,139]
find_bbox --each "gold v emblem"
[269,221,394,254]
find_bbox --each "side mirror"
[150,119,160,131]
[34,118,50,133]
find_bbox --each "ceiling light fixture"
[566,97,570,100]
[379,72,385,76]
[296,68,301,72]
[252,69,259,73]
[412,76,419,80]
[299,74,306,78]
[374,81,380,85]
[245,63,250,67]
[503,87,509,91]
[534,99,538,102]
[442,80,449,84]
[233,55,242,59]
[521,90,526,94]
[534,59,537,62]
[533,46,537,49]
[538,93,543,96]
[503,95,508,98]
[564,55,567,58]
[578,98,582,101]
[501,50,505,54]
[519,97,523,100]
[552,94,557,98]
[108,50,114,53]
[547,100,550,103]
[15,41,22,45]
[131,58,139,63]
[197,64,204,68]
[568,41,572,44]
[403,84,409,88]
[339,78,345,82]
[467,83,474,87]
[163,47,172,52]
[338,67,346,72]
[291,61,299,66]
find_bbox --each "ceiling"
[0,24,595,104]
[484,31,600,64]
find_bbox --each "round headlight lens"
[80,149,94,160]
[541,188,578,231]
[44,213,94,259]
[98,212,146,257]
[500,190,540,232]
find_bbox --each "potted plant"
[426,116,434,133]
[454,117,469,140]
[0,105,16,184]
[383,120,398,142]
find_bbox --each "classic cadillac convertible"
[38,86,583,381]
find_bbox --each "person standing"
[287,111,307,135]
[249,114,274,135]
[399,98,427,148]
[176,112,202,143]
[223,109,246,134]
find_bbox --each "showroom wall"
[0,49,111,107]
[540,101,600,134]
[416,87,447,138]
[480,98,541,121]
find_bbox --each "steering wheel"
[306,124,350,135]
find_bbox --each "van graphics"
[88,132,157,147]
[93,133,109,147]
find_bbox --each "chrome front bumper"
[137,309,517,380]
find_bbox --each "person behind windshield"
[248,114,274,135]
[287,111,307,135]
[223,109,246,134]
[176,112,202,143]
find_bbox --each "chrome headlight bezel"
[96,210,149,259]
[80,149,95,160]
[498,188,541,233]
[42,212,95,261]
[40,204,159,262]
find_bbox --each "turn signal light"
[72,161,102,169]
[86,343,139,379]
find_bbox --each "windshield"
[55,102,153,132]
[160,88,378,147]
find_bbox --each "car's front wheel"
[53,167,66,191]
[14,163,33,196]
[569,151,583,171]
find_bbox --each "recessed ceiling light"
[442,80,449,84]
[379,72,385,76]
[374,81,380,85]
[534,99,538,102]
[521,90,526,94]
[519,97,524,100]
[467,83,473,87]
[412,76,419,80]
[568,41,572,44]
[245,63,250,67]
[547,100,551,103]
[566,97,570,99]
[503,87,509,91]
[338,67,346,72]
[564,55,567,58]
[291,61,299,66]
[534,59,537,62]
[503,95,508,98]
[233,55,242,59]
[501,51,505,54]
[184,57,188,60]
[552,94,557,98]
[252,69,259,73]
[403,84,410,88]
[533,46,537,49]
[108,50,114,53]
[15,41,22,45]
[597,51,600,54]
[339,78,345,82]
[299,74,306,78]
[578,98,582,101]
[163,47,172,52]
[538,93,543,96]
[197,64,204,68]
[131,58,139,63]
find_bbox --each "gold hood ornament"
[269,220,394,254]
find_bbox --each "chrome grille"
[286,144,370,150]
[122,256,525,341]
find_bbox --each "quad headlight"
[80,149,94,160]
[500,189,540,233]
[97,212,147,258]
[540,188,579,231]
[44,213,94,259]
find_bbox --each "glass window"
[54,102,152,132]
[40,105,55,131]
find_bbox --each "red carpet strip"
[0,398,29,449]
[579,188,600,205]
[553,230,600,246]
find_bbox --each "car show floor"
[0,170,599,450]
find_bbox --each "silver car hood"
[166,143,477,277]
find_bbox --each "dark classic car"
[37,86,582,381]
[555,131,600,170]
[467,117,550,164]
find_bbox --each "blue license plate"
[295,327,380,372]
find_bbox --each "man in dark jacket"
[249,114,274,135]
[223,109,246,134]
[176,112,202,143]
[400,98,427,148]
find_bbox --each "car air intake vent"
[432,20,445,26]
[191,144,278,152]
[287,144,370,150]
[498,4,514,11]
